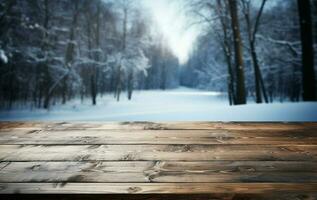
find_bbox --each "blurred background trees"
[0,0,179,109]
[182,0,317,104]
[0,0,316,109]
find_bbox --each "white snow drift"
[1,87,317,121]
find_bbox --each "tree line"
[0,0,180,109]
[183,0,316,105]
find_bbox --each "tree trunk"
[216,0,236,105]
[61,79,67,105]
[313,0,317,50]
[62,1,79,105]
[253,54,262,103]
[298,0,316,101]
[90,0,102,106]
[228,0,246,105]
[225,51,235,105]
[116,7,128,102]
[84,2,99,105]
[242,0,268,104]
[8,63,14,109]
[116,66,122,102]
[250,42,265,103]
[91,73,97,105]
[42,0,52,109]
[127,70,133,100]
[160,64,167,90]
[43,63,52,109]
[259,67,269,103]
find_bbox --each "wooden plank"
[1,183,317,194]
[0,194,242,200]
[2,161,316,173]
[0,145,316,161]
[0,161,316,183]
[0,194,239,200]
[1,122,316,131]
[0,129,316,145]
[0,122,316,196]
[1,194,317,200]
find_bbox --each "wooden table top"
[0,122,316,199]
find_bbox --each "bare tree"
[241,0,268,104]
[297,0,316,101]
[60,0,80,105]
[214,0,236,105]
[115,1,129,102]
[228,0,246,105]
[42,0,52,109]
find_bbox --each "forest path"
[1,87,317,121]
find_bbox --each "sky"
[141,0,199,64]
[140,0,280,64]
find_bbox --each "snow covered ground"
[1,87,317,121]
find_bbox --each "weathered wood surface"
[1,122,316,130]
[1,183,317,194]
[0,145,316,161]
[2,194,317,200]
[0,161,316,183]
[1,194,317,200]
[1,129,317,145]
[0,122,316,198]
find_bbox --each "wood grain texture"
[2,194,317,200]
[1,122,317,131]
[0,122,316,197]
[0,144,316,161]
[1,183,317,194]
[1,161,316,183]
[0,129,316,145]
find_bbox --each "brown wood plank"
[1,122,316,131]
[2,161,316,173]
[1,183,317,194]
[2,194,317,200]
[0,145,316,161]
[0,122,316,196]
[0,129,316,145]
[0,161,316,183]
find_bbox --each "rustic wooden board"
[0,144,316,161]
[1,183,317,194]
[2,194,317,200]
[0,122,316,197]
[0,129,316,145]
[1,122,317,131]
[1,161,316,183]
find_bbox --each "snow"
[0,49,8,64]
[1,87,317,121]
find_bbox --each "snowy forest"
[183,0,317,105]
[0,0,180,109]
[0,0,317,121]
